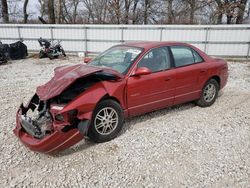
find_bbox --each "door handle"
[165,77,171,81]
[200,69,207,73]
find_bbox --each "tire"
[62,49,66,57]
[88,99,124,143]
[39,51,46,58]
[196,79,219,107]
[48,53,54,60]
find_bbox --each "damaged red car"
[14,42,228,153]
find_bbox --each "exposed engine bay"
[19,71,118,139]
[53,71,117,104]
[20,101,52,139]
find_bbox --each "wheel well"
[99,94,121,105]
[210,75,220,88]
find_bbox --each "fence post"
[204,27,209,53]
[120,26,124,43]
[50,27,54,42]
[84,26,88,57]
[159,27,163,41]
[247,43,250,60]
[17,26,22,41]
[247,30,250,60]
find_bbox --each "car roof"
[119,41,211,62]
[122,41,192,51]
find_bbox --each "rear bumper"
[14,106,84,154]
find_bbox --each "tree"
[108,0,122,24]
[132,0,139,24]
[215,0,223,24]
[236,0,247,23]
[1,0,9,23]
[72,0,80,23]
[56,0,61,24]
[188,0,196,24]
[47,0,55,23]
[124,0,132,24]
[82,0,108,23]
[166,0,173,24]
[61,0,80,23]
[1,0,249,24]
[214,0,249,24]
[143,0,150,24]
[23,0,29,23]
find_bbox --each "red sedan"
[14,42,228,153]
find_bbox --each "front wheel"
[196,79,219,107]
[88,99,124,143]
[61,49,66,57]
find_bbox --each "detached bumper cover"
[13,108,84,154]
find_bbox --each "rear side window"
[192,49,203,63]
[170,46,203,67]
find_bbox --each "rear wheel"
[62,49,66,57]
[196,79,219,107]
[88,99,124,143]
[39,51,46,58]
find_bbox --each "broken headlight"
[55,110,78,122]
[55,114,64,122]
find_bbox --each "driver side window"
[137,47,171,73]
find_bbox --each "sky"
[27,0,39,19]
[7,0,39,21]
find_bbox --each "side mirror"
[83,57,92,63]
[133,67,152,76]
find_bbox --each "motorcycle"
[38,38,66,59]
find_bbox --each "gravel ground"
[0,57,249,188]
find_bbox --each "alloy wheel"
[94,107,118,135]
[203,83,216,102]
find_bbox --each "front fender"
[60,82,108,120]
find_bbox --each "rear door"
[169,46,206,105]
[127,47,176,116]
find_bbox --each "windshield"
[89,46,143,74]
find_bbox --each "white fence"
[0,24,249,58]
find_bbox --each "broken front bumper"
[13,98,85,154]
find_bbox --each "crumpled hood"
[37,64,104,100]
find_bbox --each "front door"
[127,47,176,117]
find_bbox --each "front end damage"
[14,94,86,154]
[13,64,124,153]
